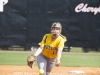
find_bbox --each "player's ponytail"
[60,34,67,42]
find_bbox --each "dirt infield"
[0,66,100,75]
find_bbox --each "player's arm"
[56,47,63,61]
[56,47,63,67]
[56,39,65,67]
[34,46,43,57]
[27,46,43,68]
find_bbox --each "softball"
[39,69,44,74]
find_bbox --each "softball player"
[33,22,67,75]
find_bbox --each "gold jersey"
[39,34,65,58]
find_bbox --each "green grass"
[0,52,31,66]
[0,51,100,67]
[61,53,100,67]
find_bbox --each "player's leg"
[46,58,56,75]
[37,53,47,75]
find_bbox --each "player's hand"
[27,55,36,68]
[55,63,60,67]
[55,60,60,67]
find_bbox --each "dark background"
[0,0,100,48]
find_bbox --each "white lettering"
[75,3,84,12]
[75,3,100,15]
[0,0,8,12]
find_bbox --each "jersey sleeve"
[58,39,65,48]
[38,34,47,47]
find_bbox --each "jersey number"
[53,50,57,55]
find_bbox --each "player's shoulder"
[58,35,65,41]
[59,35,63,39]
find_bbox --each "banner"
[0,0,100,48]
